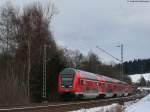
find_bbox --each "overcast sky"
[0,0,150,63]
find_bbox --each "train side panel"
[57,68,134,100]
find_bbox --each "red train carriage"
[58,68,99,99]
[97,76,115,98]
[58,68,132,99]
[127,84,135,95]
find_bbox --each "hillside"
[128,73,150,83]
[123,59,150,74]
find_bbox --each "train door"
[106,82,114,97]
[77,78,84,93]
[113,84,117,97]
[98,82,106,93]
[83,79,99,99]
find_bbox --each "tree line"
[137,76,150,87]
[120,59,150,75]
[0,2,131,106]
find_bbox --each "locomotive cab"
[58,68,100,99]
[58,68,76,99]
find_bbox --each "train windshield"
[60,68,75,87]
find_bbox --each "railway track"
[0,94,145,112]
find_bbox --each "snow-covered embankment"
[125,94,150,112]
[70,103,122,112]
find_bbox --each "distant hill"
[116,58,150,75]
[129,73,150,83]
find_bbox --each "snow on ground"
[125,93,150,112]
[70,94,150,112]
[128,73,150,83]
[137,87,150,90]
[124,99,139,109]
[69,103,122,112]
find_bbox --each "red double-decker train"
[58,68,134,99]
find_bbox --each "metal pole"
[96,46,121,63]
[117,44,124,81]
[121,44,124,81]
[96,45,124,80]
[43,44,47,103]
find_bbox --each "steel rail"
[0,94,145,112]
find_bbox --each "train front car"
[58,68,100,99]
[58,68,77,99]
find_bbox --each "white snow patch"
[124,99,139,109]
[69,103,121,112]
[129,73,150,83]
[137,87,150,90]
[125,94,150,112]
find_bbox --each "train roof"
[60,68,98,80]
[60,68,127,84]
[77,70,99,81]
[78,70,118,83]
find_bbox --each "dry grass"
[0,76,29,106]
[116,104,123,112]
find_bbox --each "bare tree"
[0,1,58,104]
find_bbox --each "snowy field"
[129,73,150,83]
[69,103,122,112]
[125,93,150,112]
[70,94,150,112]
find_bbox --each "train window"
[78,79,80,85]
[102,83,105,87]
[60,73,74,87]
[81,80,83,85]
[108,83,113,88]
[99,82,105,88]
[78,79,84,85]
[98,83,101,87]
[85,81,98,93]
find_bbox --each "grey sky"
[1,0,150,63]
